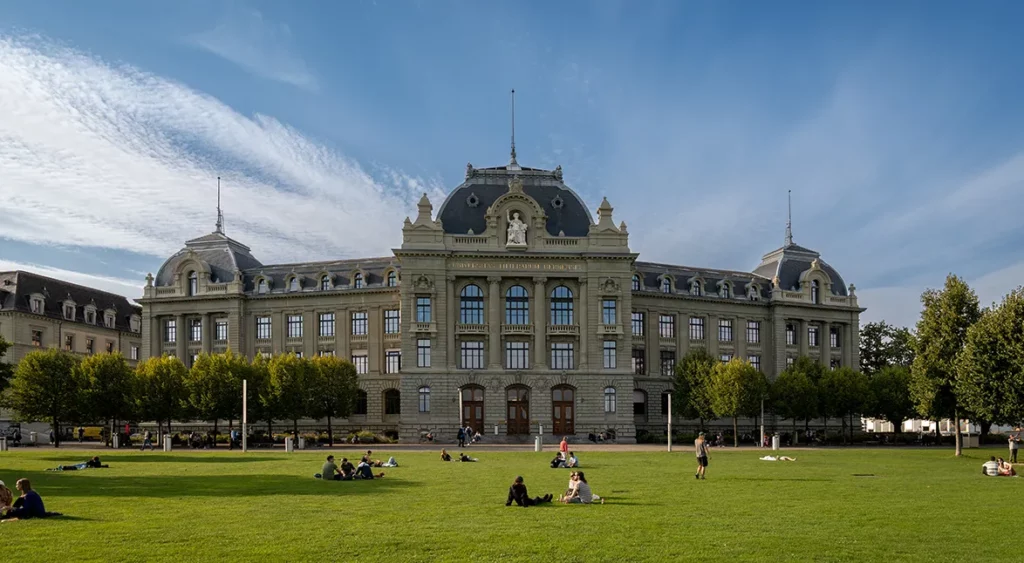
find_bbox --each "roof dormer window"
[353,273,364,289]
[632,275,641,291]
[689,281,702,296]
[719,283,731,299]
[63,303,76,320]
[387,271,398,287]
[289,276,300,292]
[130,315,141,333]
[257,279,268,294]
[661,278,671,294]
[30,297,44,314]
[811,280,820,304]
[85,308,96,324]
[747,286,760,301]
[105,312,116,328]
[320,275,331,291]
[187,271,198,296]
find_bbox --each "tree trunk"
[293,419,299,443]
[213,420,219,444]
[732,416,738,447]
[54,418,61,448]
[954,408,963,457]
[699,417,705,432]
[893,418,902,434]
[327,415,334,447]
[980,420,992,443]
[849,413,855,443]
[792,418,797,445]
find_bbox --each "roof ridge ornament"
[216,176,225,234]
[508,89,519,169]
[784,189,793,246]
[508,175,524,193]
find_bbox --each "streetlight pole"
[760,397,765,448]
[667,392,673,452]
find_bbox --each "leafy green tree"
[268,353,311,440]
[910,274,981,456]
[135,355,187,437]
[307,355,359,445]
[819,367,870,442]
[955,289,1024,426]
[0,336,14,395]
[709,358,769,447]
[249,354,276,436]
[184,351,247,436]
[7,349,83,447]
[672,348,717,429]
[867,365,914,433]
[79,352,135,446]
[860,321,916,375]
[770,366,819,438]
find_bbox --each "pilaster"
[533,277,546,369]
[487,276,501,368]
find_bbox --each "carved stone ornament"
[506,209,528,247]
[145,272,154,287]
[553,165,563,181]
[602,278,620,294]
[772,275,781,289]
[508,175,524,194]
[415,275,434,292]
[466,162,476,180]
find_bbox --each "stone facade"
[139,160,863,442]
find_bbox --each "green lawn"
[1,447,1020,562]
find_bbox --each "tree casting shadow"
[34,455,282,464]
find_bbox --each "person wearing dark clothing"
[340,458,356,479]
[1,479,46,520]
[505,476,551,507]
[457,427,466,448]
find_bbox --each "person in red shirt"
[559,436,569,458]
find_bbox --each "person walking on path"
[141,430,154,451]
[695,432,710,480]
[1010,429,1020,464]
[559,436,569,458]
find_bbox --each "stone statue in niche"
[506,210,528,247]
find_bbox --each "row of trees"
[1,349,359,447]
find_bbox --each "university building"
[140,156,863,442]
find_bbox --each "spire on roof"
[216,176,225,234]
[784,189,793,246]
[508,88,520,170]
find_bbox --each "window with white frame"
[551,342,574,370]
[830,326,840,348]
[661,277,671,293]
[690,281,702,296]
[689,316,704,340]
[417,339,431,367]
[811,280,820,303]
[351,311,368,336]
[631,311,645,336]
[384,309,400,334]
[318,313,335,337]
[130,345,139,360]
[86,338,94,355]
[460,341,484,369]
[718,319,733,342]
[632,347,645,374]
[255,316,271,340]
[661,350,676,376]
[604,387,617,413]
[30,297,43,314]
[385,350,401,374]
[320,275,331,291]
[64,334,74,351]
[549,286,574,325]
[632,274,641,291]
[190,319,202,342]
[505,341,529,369]
[719,283,730,298]
[720,353,733,362]
[387,271,398,287]
[353,273,364,289]
[188,271,198,296]
[165,319,177,343]
[603,340,616,369]
[746,320,760,344]
[748,355,761,371]
[808,325,819,347]
[64,303,75,320]
[85,309,96,325]
[786,323,796,345]
[289,277,300,292]
[659,314,674,338]
[104,313,115,328]
[287,314,303,338]
[257,279,268,294]
[351,353,368,374]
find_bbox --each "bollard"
[30,431,38,445]
[494,425,498,436]
[163,436,172,452]
[112,434,120,449]
[298,437,305,450]
[534,436,542,452]
[772,435,780,451]
[0,437,7,451]
[285,437,294,453]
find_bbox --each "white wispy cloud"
[0,259,143,302]
[189,9,318,91]
[0,36,446,266]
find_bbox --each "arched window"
[811,280,820,304]
[418,386,431,413]
[719,283,730,299]
[257,279,268,294]
[690,280,702,296]
[354,390,368,415]
[353,273,364,289]
[387,271,398,287]
[460,284,484,324]
[384,389,401,415]
[289,277,300,292]
[604,387,617,413]
[188,271,198,296]
[633,389,648,418]
[632,274,641,291]
[661,277,671,294]
[505,285,529,325]
[549,286,574,325]
[320,275,331,291]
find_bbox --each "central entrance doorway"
[461,386,484,434]
[552,386,575,435]
[506,386,530,435]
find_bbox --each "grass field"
[1,446,1020,562]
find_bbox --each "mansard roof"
[243,257,397,292]
[633,261,772,298]
[436,164,593,237]
[753,242,848,296]
[155,231,263,287]
[0,270,141,331]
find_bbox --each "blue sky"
[2,1,1024,329]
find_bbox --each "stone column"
[368,306,381,374]
[850,321,861,371]
[175,314,186,360]
[843,322,853,368]
[645,309,657,376]
[676,312,688,363]
[201,313,212,354]
[272,312,284,355]
[533,277,547,369]
[488,276,501,368]
[821,321,831,367]
[578,278,588,369]
[227,301,243,357]
[304,310,316,358]
[798,319,809,359]
[736,316,747,364]
[447,276,457,368]
[338,307,350,361]
[708,314,719,359]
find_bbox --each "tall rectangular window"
[721,354,733,362]
[748,355,761,372]
[105,341,114,354]
[416,297,432,323]
[551,343,574,370]
[632,348,645,375]
[506,341,529,369]
[718,319,733,342]
[31,330,42,346]
[190,319,202,342]
[787,356,795,367]
[319,313,335,337]
[830,326,840,348]
[417,339,431,368]
[351,353,368,374]
[130,345,139,360]
[351,312,368,336]
[384,309,400,334]
[808,326,819,347]
[746,320,760,344]
[385,350,401,374]
[659,314,674,339]
[786,323,795,345]
[689,317,704,340]
[65,334,74,352]
[602,300,617,325]
[256,316,271,340]
[215,319,228,342]
[86,338,94,355]
[603,340,616,369]
[661,350,676,376]
[631,312,645,336]
[164,319,177,343]
[287,314,303,338]
[460,341,485,369]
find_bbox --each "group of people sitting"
[982,456,1017,477]
[47,456,109,472]
[316,454,391,480]
[505,471,602,507]
[456,426,482,447]
[549,451,579,468]
[439,449,477,462]
[0,479,58,521]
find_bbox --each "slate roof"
[0,270,142,332]
[155,231,264,287]
[634,261,772,299]
[436,165,594,237]
[753,243,848,296]
[243,257,398,293]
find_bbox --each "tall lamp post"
[667,392,673,452]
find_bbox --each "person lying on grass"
[440,449,452,461]
[459,453,477,462]
[505,476,551,507]
[46,456,109,472]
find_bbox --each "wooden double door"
[462,387,484,434]
[506,387,530,435]
[552,386,575,435]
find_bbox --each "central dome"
[436,164,593,237]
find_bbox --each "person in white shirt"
[1009,430,1020,464]
[982,456,1000,476]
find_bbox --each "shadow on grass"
[727,477,834,482]
[11,471,414,498]
[33,455,282,464]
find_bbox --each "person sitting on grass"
[997,458,1017,477]
[561,471,599,504]
[983,456,1000,476]
[459,453,477,462]
[566,452,579,468]
[356,457,385,479]
[319,455,342,481]
[0,480,13,513]
[440,449,452,462]
[550,452,566,469]
[505,476,551,507]
[0,479,47,520]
